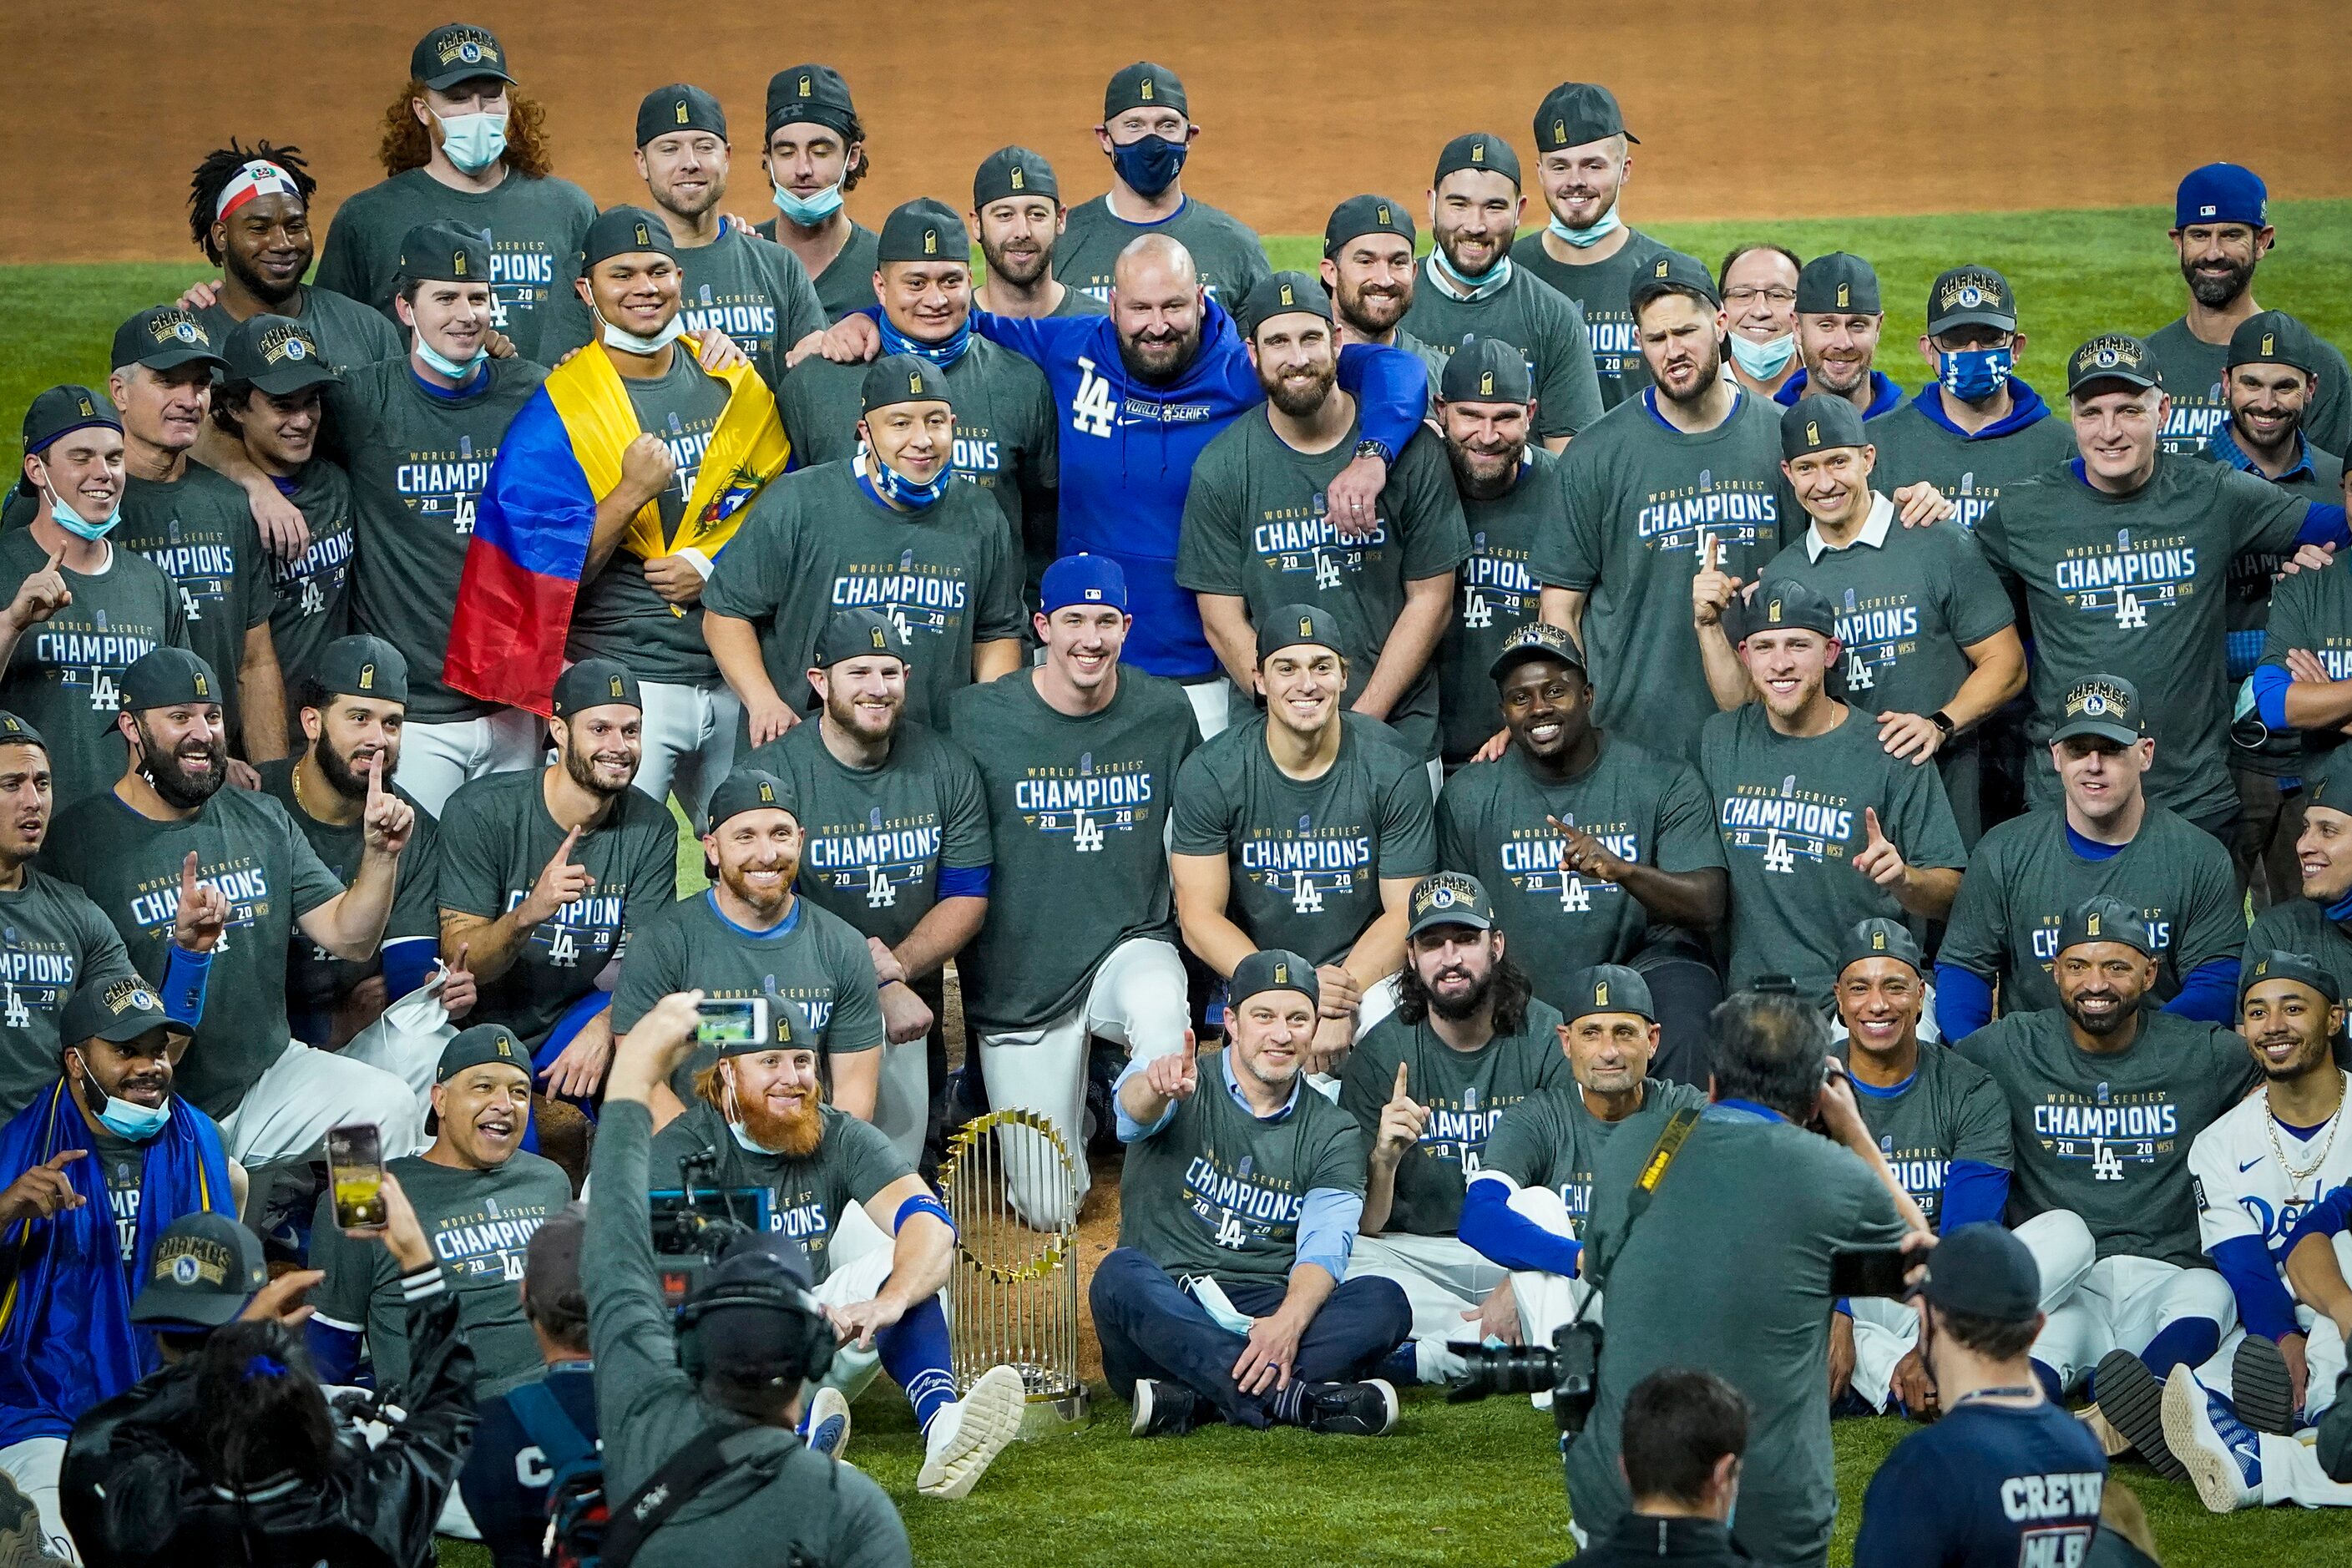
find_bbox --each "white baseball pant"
[2022,1209,2233,1393]
[631,677,741,824]
[397,709,543,818]
[1345,1231,1508,1383]
[217,1039,427,1167]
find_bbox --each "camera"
[1444,1321,1604,1439]
[648,1151,775,1305]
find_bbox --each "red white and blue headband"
[215,160,300,221]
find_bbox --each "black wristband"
[1930,710,1956,736]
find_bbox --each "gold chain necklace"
[2266,1070,2349,1184]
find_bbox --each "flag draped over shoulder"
[443,338,790,715]
[0,1080,231,1445]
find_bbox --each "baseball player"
[945,555,1201,1227]
[1776,254,1902,420]
[1436,624,1725,1083]
[1318,195,1449,392]
[1055,63,1271,306]
[1936,675,2244,1038]
[1954,897,2261,1405]
[1509,83,1704,411]
[315,23,596,364]
[751,64,880,321]
[1741,397,2026,842]
[1970,332,2350,837]
[1171,605,1438,1075]
[2093,950,2352,1512]
[741,609,992,1167]
[1694,578,1966,1003]
[1402,132,1603,452]
[1719,244,1803,400]
[969,147,1105,320]
[1339,872,1568,1383]
[324,220,547,817]
[1177,271,1469,764]
[2245,746,2352,1003]
[2148,163,2352,458]
[1827,919,2013,1418]
[1093,948,1409,1436]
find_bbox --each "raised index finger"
[43,546,63,575]
[180,850,199,898]
[42,1148,88,1171]
[1393,1062,1410,1100]
[554,823,583,865]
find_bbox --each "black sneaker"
[2229,1335,2297,1436]
[1130,1378,1201,1438]
[2095,1349,2187,1483]
[1299,1378,1399,1437]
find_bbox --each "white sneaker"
[805,1385,852,1461]
[917,1364,1025,1499]
[2161,1365,2263,1514]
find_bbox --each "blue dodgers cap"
[2176,162,2268,230]
[1041,553,1129,614]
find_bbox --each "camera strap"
[1581,1105,1700,1297]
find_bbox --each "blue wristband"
[895,1193,954,1235]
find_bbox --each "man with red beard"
[644,996,1025,1495]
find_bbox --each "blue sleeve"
[1458,1176,1583,1277]
[2299,503,2352,551]
[1935,963,1995,1039]
[1938,1159,2012,1234]
[305,1318,363,1386]
[1294,1187,1361,1280]
[2289,1181,2352,1249]
[934,865,991,900]
[381,938,437,1001]
[2253,660,2297,730]
[2213,1235,2304,1343]
[1110,1055,1177,1142]
[2162,959,2240,1023]
[966,305,1092,367]
[1336,341,1431,462]
[158,943,211,1029]
[1852,1445,1952,1568]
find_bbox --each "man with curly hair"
[751,64,883,322]
[315,23,594,363]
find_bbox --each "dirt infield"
[9,0,2352,266]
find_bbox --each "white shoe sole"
[918,1364,1025,1499]
[2161,1365,2256,1515]
[1368,1377,1401,1436]
[806,1386,852,1461]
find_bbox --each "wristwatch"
[1929,710,1956,736]
[1353,438,1394,466]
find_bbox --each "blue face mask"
[865,446,953,509]
[434,112,508,175]
[415,336,489,380]
[771,179,845,227]
[81,1064,171,1142]
[1546,198,1623,250]
[1111,134,1188,200]
[39,475,118,542]
[1727,331,1796,381]
[1938,346,2014,403]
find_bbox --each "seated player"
[1338,873,1566,1384]
[642,996,1024,1498]
[1171,605,1436,1077]
[308,1024,569,1400]
[1458,965,1705,1350]
[2246,747,2352,1005]
[1827,919,2014,1418]
[1954,898,2260,1413]
[1092,949,1409,1436]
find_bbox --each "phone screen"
[1829,1244,1914,1300]
[327,1121,387,1230]
[695,997,769,1048]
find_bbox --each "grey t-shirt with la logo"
[648,1101,911,1284]
[114,468,272,747]
[1864,396,2075,535]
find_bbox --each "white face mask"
[597,306,685,357]
[435,111,509,175]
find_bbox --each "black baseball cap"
[61,974,180,1046]
[129,1211,270,1329]
[2049,674,2143,746]
[21,386,119,458]
[813,607,910,670]
[112,307,227,377]
[2228,311,2320,375]
[878,199,968,266]
[1781,395,1869,461]
[1565,964,1653,1024]
[2066,334,2162,397]
[704,768,797,835]
[311,635,409,706]
[974,146,1058,207]
[1435,132,1521,189]
[1105,62,1187,119]
[2056,894,2154,957]
[1441,336,1533,405]
[1257,603,1343,664]
[766,64,856,139]
[222,315,340,397]
[551,658,640,717]
[523,1201,589,1324]
[1629,250,1721,315]
[2306,746,2352,814]
[0,712,45,753]
[1323,194,1416,257]
[1795,253,1881,316]
[121,648,223,713]
[1232,948,1318,1011]
[1241,271,1332,336]
[1406,872,1495,940]
[2240,948,2334,1006]
[1838,918,1924,979]
[397,220,490,286]
[693,1236,821,1381]
[438,1022,529,1083]
[638,84,726,147]
[583,206,677,268]
[1920,1222,2039,1323]
[1926,266,2017,335]
[411,23,514,92]
[1488,621,1586,681]
[862,355,952,415]
[715,995,812,1058]
[1533,82,1638,151]
[1746,579,1839,640]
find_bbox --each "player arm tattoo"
[1351,572,1454,723]
[439,909,530,985]
[1535,586,1587,648]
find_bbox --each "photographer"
[586,989,911,1568]
[1565,1369,1750,1568]
[1560,990,1930,1568]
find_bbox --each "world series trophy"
[938,1108,1090,1436]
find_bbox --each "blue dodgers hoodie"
[1775,366,1904,420]
[963,299,1429,678]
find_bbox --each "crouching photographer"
[587,989,912,1568]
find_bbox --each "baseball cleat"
[2228,1336,2296,1437]
[2092,1350,2187,1483]
[2162,1365,2262,1513]
[1301,1378,1399,1437]
[804,1385,852,1461]
[917,1364,1024,1499]
[1130,1378,1201,1438]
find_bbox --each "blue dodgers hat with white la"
[2176,162,2268,229]
[1041,553,1129,614]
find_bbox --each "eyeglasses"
[1722,286,1797,307]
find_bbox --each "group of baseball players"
[0,21,2349,1567]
